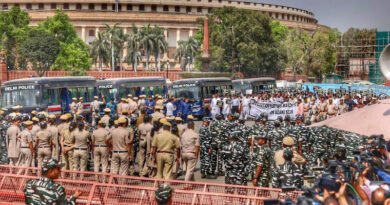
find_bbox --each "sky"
[247,0,390,32]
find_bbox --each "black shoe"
[218,171,225,176]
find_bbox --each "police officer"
[152,118,180,179]
[199,117,216,178]
[35,121,53,167]
[274,136,306,167]
[61,122,76,171]
[6,115,21,166]
[180,121,200,181]
[108,117,132,175]
[151,105,165,119]
[271,148,303,188]
[92,120,111,174]
[72,122,90,172]
[252,133,273,187]
[70,98,78,114]
[101,108,111,126]
[77,97,84,114]
[138,115,153,176]
[18,121,34,171]
[24,158,80,204]
[48,115,60,161]
[175,117,186,137]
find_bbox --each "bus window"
[118,87,127,99]
[77,87,88,101]
[69,88,78,100]
[153,86,164,96]
[42,89,60,105]
[87,87,95,101]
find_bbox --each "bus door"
[60,88,70,114]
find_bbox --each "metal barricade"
[0,165,301,204]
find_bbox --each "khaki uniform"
[72,129,90,171]
[36,129,53,167]
[48,125,60,161]
[30,125,40,167]
[338,103,348,115]
[101,115,110,127]
[61,129,75,170]
[274,149,306,167]
[156,99,164,107]
[126,126,135,175]
[151,111,165,120]
[70,102,78,114]
[128,100,138,114]
[109,127,130,175]
[177,124,187,137]
[138,122,153,176]
[117,102,123,114]
[121,103,131,115]
[327,103,338,119]
[58,122,70,137]
[18,129,33,168]
[136,114,145,127]
[6,125,21,165]
[181,129,199,181]
[310,104,320,122]
[319,102,328,120]
[303,102,311,119]
[92,128,111,173]
[152,130,180,179]
[76,102,84,113]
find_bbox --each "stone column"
[81,26,86,42]
[189,29,193,37]
[176,28,181,47]
[123,27,128,59]
[95,27,99,38]
[164,29,168,59]
[202,19,209,57]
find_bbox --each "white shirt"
[211,97,220,113]
[166,102,174,116]
[242,97,251,107]
[232,98,240,106]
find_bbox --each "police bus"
[232,77,276,94]
[1,77,97,115]
[170,77,232,117]
[96,77,167,101]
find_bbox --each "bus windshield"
[99,87,117,100]
[2,88,40,108]
[170,86,199,99]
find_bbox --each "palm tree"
[126,24,142,72]
[175,37,199,72]
[90,32,110,71]
[152,26,168,71]
[115,28,129,71]
[139,24,154,71]
[104,23,121,71]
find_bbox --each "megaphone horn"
[379,44,390,81]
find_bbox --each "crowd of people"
[0,89,389,205]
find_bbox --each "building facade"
[1,0,328,70]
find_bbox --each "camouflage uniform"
[199,122,216,176]
[209,118,224,175]
[252,139,273,187]
[0,118,10,164]
[221,128,251,187]
[307,127,327,167]
[271,148,303,188]
[24,159,76,205]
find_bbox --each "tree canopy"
[21,29,60,76]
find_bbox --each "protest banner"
[249,102,298,120]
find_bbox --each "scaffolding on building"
[335,31,390,85]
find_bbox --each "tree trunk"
[145,51,149,71]
[111,45,115,71]
[157,52,161,72]
[99,58,102,72]
[119,51,123,72]
[134,54,138,72]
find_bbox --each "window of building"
[275,13,279,19]
[101,4,107,10]
[38,3,44,10]
[118,4,122,11]
[208,8,212,13]
[112,4,115,11]
[89,30,95,37]
[208,0,212,2]
[2,4,8,10]
[26,3,32,10]
[76,3,82,10]
[244,2,250,5]
[254,3,257,6]
[175,6,180,12]
[287,15,290,20]
[51,3,56,9]
[127,4,132,10]
[198,0,201,2]
[88,4,94,10]
[218,0,222,3]
[197,7,202,12]
[163,5,169,11]
[228,1,231,4]
[139,4,145,11]
[282,14,284,19]
[186,6,191,13]
[237,1,240,4]
[151,5,157,11]
[14,4,19,8]
[275,5,278,8]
